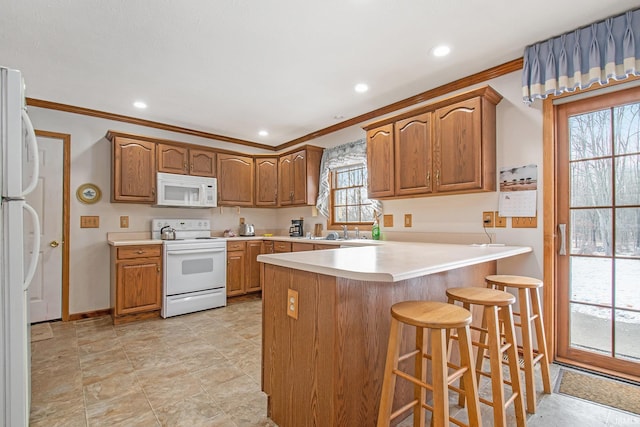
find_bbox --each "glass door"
[556,86,640,379]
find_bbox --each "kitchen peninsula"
[258,242,531,427]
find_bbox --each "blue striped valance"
[522,8,640,104]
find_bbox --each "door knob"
[49,240,60,248]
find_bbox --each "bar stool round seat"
[485,274,552,414]
[446,286,515,307]
[486,274,542,289]
[377,301,482,427]
[391,300,473,329]
[446,287,526,427]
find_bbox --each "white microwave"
[156,172,217,208]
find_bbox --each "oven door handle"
[166,248,226,255]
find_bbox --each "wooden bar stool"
[446,287,526,427]
[377,301,482,427]
[485,275,552,414]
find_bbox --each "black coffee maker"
[289,219,303,237]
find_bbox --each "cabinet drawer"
[274,241,292,252]
[117,245,161,260]
[227,241,246,252]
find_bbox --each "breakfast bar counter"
[258,242,531,427]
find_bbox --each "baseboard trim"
[68,308,111,321]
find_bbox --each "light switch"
[383,214,394,227]
[80,216,99,228]
[404,214,412,227]
[120,216,129,228]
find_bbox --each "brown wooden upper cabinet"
[217,153,254,206]
[157,143,216,177]
[111,136,156,203]
[363,86,501,199]
[366,124,394,198]
[255,157,278,206]
[278,147,322,206]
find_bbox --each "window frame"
[327,163,374,230]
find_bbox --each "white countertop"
[107,233,380,247]
[257,243,532,282]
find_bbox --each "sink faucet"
[342,225,349,240]
[355,227,359,239]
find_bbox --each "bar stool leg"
[457,325,481,427]
[378,318,402,426]
[415,327,427,427]
[430,328,448,427]
[486,305,507,426]
[531,288,552,394]
[500,304,526,427]
[518,287,537,413]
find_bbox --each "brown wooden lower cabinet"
[273,241,292,253]
[110,244,162,325]
[291,242,314,252]
[261,261,496,427]
[227,240,264,297]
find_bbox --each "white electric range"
[151,219,227,318]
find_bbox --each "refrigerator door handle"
[23,203,40,291]
[21,109,40,196]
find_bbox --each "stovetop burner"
[152,218,218,241]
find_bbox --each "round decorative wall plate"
[76,183,102,204]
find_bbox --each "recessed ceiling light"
[333,114,345,120]
[432,45,451,57]
[258,130,269,137]
[133,101,147,109]
[354,83,369,93]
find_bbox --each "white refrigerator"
[1,66,41,426]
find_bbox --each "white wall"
[28,70,544,315]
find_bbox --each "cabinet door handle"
[190,163,194,171]
[436,170,440,185]
[157,267,160,272]
[426,171,430,186]
[137,250,144,254]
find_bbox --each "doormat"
[558,369,640,415]
[30,323,53,342]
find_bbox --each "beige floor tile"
[30,391,85,423]
[137,363,206,410]
[76,328,118,347]
[79,347,129,367]
[196,360,247,391]
[153,392,225,426]
[83,371,142,406]
[77,335,122,355]
[29,407,87,427]
[81,358,135,386]
[86,390,158,427]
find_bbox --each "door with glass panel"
[556,86,640,379]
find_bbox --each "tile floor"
[30,298,640,426]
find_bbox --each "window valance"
[315,139,381,218]
[522,8,640,104]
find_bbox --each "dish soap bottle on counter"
[372,216,380,240]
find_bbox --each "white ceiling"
[2,1,639,147]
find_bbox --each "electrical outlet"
[404,214,412,227]
[482,211,494,227]
[287,288,299,319]
[383,214,393,227]
[120,216,129,228]
[239,217,245,224]
[494,211,506,228]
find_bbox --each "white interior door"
[26,135,63,323]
